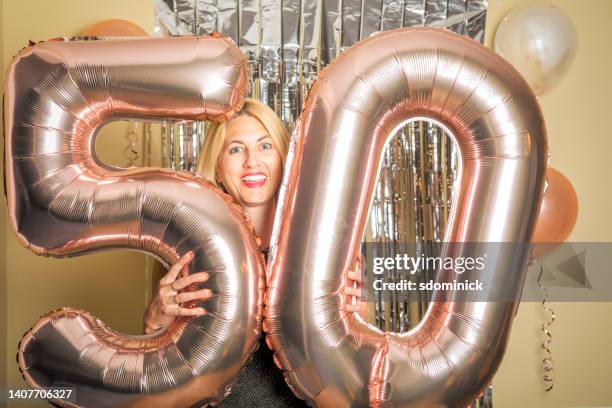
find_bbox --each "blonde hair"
[196,98,289,188]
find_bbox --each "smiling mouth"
[241,173,267,188]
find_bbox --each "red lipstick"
[241,171,267,188]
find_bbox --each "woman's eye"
[261,142,272,150]
[229,146,242,154]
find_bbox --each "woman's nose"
[243,149,259,168]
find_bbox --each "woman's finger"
[347,270,362,284]
[160,251,194,285]
[344,286,361,297]
[161,304,206,317]
[345,302,367,313]
[175,289,212,303]
[173,271,209,291]
[174,307,207,317]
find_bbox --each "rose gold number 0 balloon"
[266,29,547,407]
[5,36,265,407]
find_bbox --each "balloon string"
[536,259,555,391]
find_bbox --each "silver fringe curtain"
[156,0,487,128]
[152,1,492,404]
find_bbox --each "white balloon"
[494,4,577,95]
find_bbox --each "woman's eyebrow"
[226,135,270,145]
[226,140,245,145]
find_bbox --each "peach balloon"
[82,19,148,36]
[533,167,578,245]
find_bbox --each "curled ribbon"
[536,260,556,391]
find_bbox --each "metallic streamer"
[160,120,168,168]
[124,121,140,167]
[169,120,176,169]
[197,0,219,35]
[341,0,361,51]
[191,120,202,170]
[322,0,342,63]
[381,0,405,30]
[176,0,198,34]
[466,0,488,43]
[260,0,282,110]
[144,122,153,167]
[178,122,186,169]
[179,122,197,171]
[442,0,467,33]
[425,0,447,26]
[281,0,301,125]
[403,0,424,27]
[155,0,178,36]
[360,0,383,37]
[218,0,239,39]
[299,0,323,100]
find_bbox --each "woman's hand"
[344,255,368,320]
[143,252,211,334]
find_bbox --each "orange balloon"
[533,168,578,254]
[82,19,148,37]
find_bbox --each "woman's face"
[218,115,283,209]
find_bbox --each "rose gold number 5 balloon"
[4,37,265,407]
[266,28,547,407]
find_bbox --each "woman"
[144,98,365,406]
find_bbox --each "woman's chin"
[238,194,275,209]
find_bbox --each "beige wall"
[1,0,611,407]
[1,0,7,397]
[1,1,155,406]
[485,0,612,407]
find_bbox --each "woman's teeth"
[241,175,266,182]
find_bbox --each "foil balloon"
[266,28,547,407]
[4,36,265,407]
